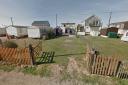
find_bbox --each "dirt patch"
[67,57,80,74]
[0,71,86,85]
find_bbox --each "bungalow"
[82,15,102,36]
[6,25,28,38]
[61,23,76,35]
[110,21,128,35]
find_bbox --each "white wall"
[90,27,100,36]
[6,26,28,37]
[77,32,85,35]
[121,31,128,41]
[17,28,28,36]
[28,28,41,38]
[118,29,127,35]
[85,26,91,33]
[6,27,18,36]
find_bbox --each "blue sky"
[0,0,128,27]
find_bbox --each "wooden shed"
[28,26,53,38]
[100,27,118,36]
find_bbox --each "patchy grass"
[1,36,128,85]
[22,66,37,75]
[21,65,52,77]
[0,65,15,72]
[86,36,128,61]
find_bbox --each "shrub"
[3,41,18,48]
[46,29,56,40]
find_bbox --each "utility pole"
[10,17,14,26]
[56,14,58,27]
[108,12,112,27]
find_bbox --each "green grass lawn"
[42,36,86,65]
[42,36,128,65]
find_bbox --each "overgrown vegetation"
[21,65,52,77]
[0,65,15,72]
[3,41,18,48]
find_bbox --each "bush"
[3,41,18,48]
[46,29,56,40]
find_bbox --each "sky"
[0,0,128,27]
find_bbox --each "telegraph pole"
[10,17,14,26]
[108,12,112,27]
[56,14,58,27]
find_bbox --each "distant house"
[76,24,85,36]
[6,25,28,37]
[61,23,76,35]
[110,21,128,35]
[32,21,50,28]
[82,15,102,36]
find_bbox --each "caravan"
[121,30,128,42]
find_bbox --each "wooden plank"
[106,57,111,76]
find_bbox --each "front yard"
[0,36,128,85]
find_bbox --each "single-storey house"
[61,23,76,35]
[110,21,128,35]
[6,25,28,37]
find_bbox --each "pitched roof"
[85,15,100,21]
[32,21,50,26]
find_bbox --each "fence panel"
[0,46,35,66]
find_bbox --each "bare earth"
[0,58,86,85]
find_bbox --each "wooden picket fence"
[117,63,128,79]
[86,46,128,79]
[0,45,35,66]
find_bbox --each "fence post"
[28,44,35,65]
